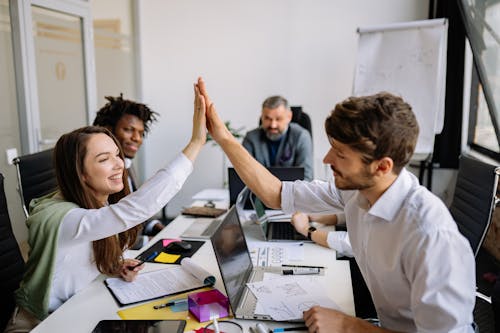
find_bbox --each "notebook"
[249,193,310,242]
[228,167,305,208]
[210,205,294,321]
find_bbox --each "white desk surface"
[32,204,354,333]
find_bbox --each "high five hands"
[195,77,233,144]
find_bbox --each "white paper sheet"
[247,274,339,321]
[105,258,213,305]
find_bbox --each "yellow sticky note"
[154,252,180,263]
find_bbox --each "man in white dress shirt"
[197,77,475,333]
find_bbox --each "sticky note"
[163,239,181,247]
[154,252,181,264]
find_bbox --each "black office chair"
[0,173,25,332]
[290,106,312,138]
[449,154,500,333]
[13,148,57,217]
[258,105,313,138]
[449,154,500,257]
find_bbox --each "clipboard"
[105,258,215,306]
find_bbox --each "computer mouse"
[165,241,192,253]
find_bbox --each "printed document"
[105,258,215,305]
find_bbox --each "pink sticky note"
[163,238,181,247]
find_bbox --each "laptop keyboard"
[271,222,299,240]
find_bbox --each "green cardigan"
[15,192,78,320]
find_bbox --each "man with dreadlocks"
[93,94,164,246]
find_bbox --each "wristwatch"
[307,226,317,241]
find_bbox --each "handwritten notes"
[247,273,339,321]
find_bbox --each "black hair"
[93,93,158,133]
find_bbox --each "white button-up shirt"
[281,168,475,333]
[49,153,192,312]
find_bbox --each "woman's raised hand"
[192,80,207,146]
[196,77,233,143]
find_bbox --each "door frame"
[10,0,96,153]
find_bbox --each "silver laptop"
[181,187,251,240]
[249,193,310,242]
[180,217,224,239]
[211,205,285,321]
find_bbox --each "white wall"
[138,0,429,216]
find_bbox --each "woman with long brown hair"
[5,83,207,333]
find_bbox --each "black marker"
[153,298,187,309]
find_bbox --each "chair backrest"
[13,148,57,217]
[290,106,312,138]
[258,105,313,138]
[0,173,25,332]
[449,154,500,257]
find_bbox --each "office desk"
[32,212,354,333]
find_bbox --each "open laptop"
[228,167,305,208]
[211,205,291,321]
[180,217,224,240]
[249,193,310,242]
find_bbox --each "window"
[460,0,500,160]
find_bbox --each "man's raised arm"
[197,77,282,208]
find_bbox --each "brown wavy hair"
[54,126,142,275]
[325,92,419,174]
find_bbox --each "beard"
[333,165,376,190]
[263,125,287,141]
[265,131,284,141]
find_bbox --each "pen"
[282,264,325,269]
[129,251,159,270]
[282,267,320,275]
[153,298,187,309]
[212,317,220,333]
[273,326,308,332]
[127,260,145,271]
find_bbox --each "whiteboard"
[353,19,448,154]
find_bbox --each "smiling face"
[113,114,145,159]
[81,133,125,204]
[261,105,292,141]
[323,137,376,191]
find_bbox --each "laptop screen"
[228,167,305,207]
[210,206,253,312]
[249,193,269,239]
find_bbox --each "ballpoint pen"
[212,316,220,333]
[153,298,188,309]
[128,251,159,270]
[282,267,320,275]
[281,264,325,269]
[273,326,308,332]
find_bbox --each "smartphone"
[91,319,186,333]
